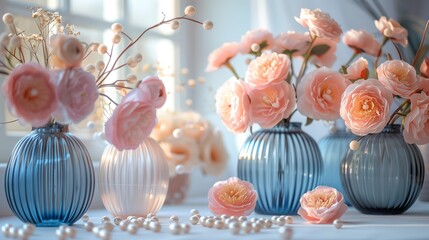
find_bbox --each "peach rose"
[377,60,419,98]
[245,52,290,88]
[249,81,296,128]
[298,186,348,224]
[3,62,57,127]
[297,67,350,121]
[215,77,252,133]
[418,76,429,94]
[295,8,342,42]
[208,177,258,216]
[271,31,310,56]
[140,75,166,108]
[50,34,84,68]
[343,57,369,81]
[105,87,157,150]
[340,79,393,136]
[52,68,98,124]
[420,58,429,78]
[239,29,274,54]
[150,110,176,141]
[309,37,337,67]
[200,129,229,176]
[206,42,240,72]
[342,29,381,56]
[375,16,408,46]
[160,136,200,177]
[403,92,429,144]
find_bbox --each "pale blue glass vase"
[5,123,95,226]
[237,120,323,215]
[341,124,424,214]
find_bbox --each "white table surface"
[1,198,429,240]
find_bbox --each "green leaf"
[341,65,348,74]
[310,44,330,56]
[305,117,313,126]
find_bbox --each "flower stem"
[296,36,317,86]
[345,52,358,66]
[374,37,388,69]
[412,20,429,67]
[225,60,240,80]
[388,99,410,125]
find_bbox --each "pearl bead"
[181,223,191,234]
[2,224,11,237]
[265,219,273,228]
[250,217,258,223]
[84,222,94,231]
[251,43,260,52]
[241,221,252,234]
[285,216,294,224]
[18,228,28,238]
[130,219,138,225]
[333,219,343,229]
[350,140,360,150]
[238,216,247,223]
[277,216,286,226]
[111,23,123,34]
[252,222,263,233]
[81,214,89,222]
[146,213,155,218]
[190,209,199,216]
[9,227,18,238]
[184,5,196,16]
[169,222,181,235]
[113,217,122,225]
[199,216,207,224]
[169,215,179,223]
[101,216,110,223]
[171,20,180,30]
[214,220,224,229]
[55,228,66,237]
[99,229,111,240]
[228,222,240,235]
[204,218,215,228]
[190,215,199,225]
[92,226,100,235]
[143,219,151,230]
[65,227,76,238]
[22,223,35,234]
[136,218,144,228]
[104,222,115,232]
[2,13,14,25]
[279,226,293,239]
[221,214,229,220]
[150,216,159,222]
[202,20,213,30]
[230,216,239,222]
[149,221,161,233]
[127,224,138,235]
[127,216,137,221]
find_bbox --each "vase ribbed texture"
[341,124,424,214]
[99,137,169,218]
[5,124,95,227]
[318,129,356,205]
[417,144,429,201]
[237,121,323,215]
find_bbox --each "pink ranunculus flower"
[309,37,337,67]
[271,31,310,56]
[298,186,348,224]
[3,62,57,127]
[105,87,157,151]
[140,75,167,108]
[340,79,393,136]
[375,16,408,46]
[295,8,342,42]
[50,34,84,68]
[297,67,351,121]
[206,42,240,72]
[208,177,258,216]
[420,57,429,78]
[342,29,381,56]
[377,60,419,98]
[403,92,429,145]
[239,29,274,54]
[419,76,429,94]
[343,57,369,81]
[52,68,98,124]
[249,81,296,128]
[215,77,252,133]
[245,52,290,88]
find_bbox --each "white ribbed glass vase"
[99,137,169,217]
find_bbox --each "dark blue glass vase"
[341,124,424,214]
[237,120,323,215]
[5,123,95,226]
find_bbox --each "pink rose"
[309,37,337,67]
[249,81,296,128]
[271,31,310,56]
[340,79,393,136]
[420,58,429,78]
[298,186,348,224]
[140,75,166,108]
[50,34,84,68]
[206,42,240,72]
[343,57,369,81]
[403,92,429,144]
[3,62,57,127]
[208,177,258,216]
[342,29,381,56]
[297,67,351,121]
[239,29,274,54]
[418,76,429,94]
[377,60,419,98]
[375,16,408,46]
[295,8,342,42]
[52,68,98,124]
[245,52,290,88]
[105,87,157,151]
[215,77,252,133]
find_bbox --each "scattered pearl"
[55,228,66,238]
[277,216,286,226]
[250,217,258,223]
[2,225,11,237]
[350,140,360,151]
[81,214,90,223]
[241,221,252,234]
[111,33,121,44]
[65,227,76,238]
[285,216,294,225]
[172,128,184,138]
[90,43,99,52]
[169,222,181,235]
[136,218,144,228]
[181,223,191,234]
[97,44,108,54]
[202,20,213,30]
[126,74,138,84]
[251,43,260,52]
[265,219,273,228]
[228,222,240,235]
[184,5,196,16]
[103,222,115,232]
[113,217,123,225]
[220,214,229,220]
[111,23,123,33]
[119,220,129,231]
[150,216,159,222]
[127,56,137,68]
[171,20,180,30]
[127,216,137,221]
[333,219,343,229]
[230,216,239,222]
[9,227,18,238]
[279,226,293,240]
[175,164,186,175]
[146,213,155,218]
[127,224,138,235]
[204,218,215,228]
[84,222,94,231]
[92,226,101,235]
[190,209,199,216]
[22,223,35,235]
[238,216,247,223]
[143,219,151,230]
[271,216,278,222]
[214,220,224,229]
[2,13,14,24]
[252,222,263,233]
[190,215,199,225]
[101,216,110,223]
[98,229,111,240]
[187,79,196,87]
[149,221,161,233]
[96,60,105,71]
[18,228,29,238]
[169,215,179,223]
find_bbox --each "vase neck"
[382,124,401,133]
[33,123,69,133]
[275,119,302,130]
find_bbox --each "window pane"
[70,0,122,21]
[7,0,60,9]
[128,0,176,34]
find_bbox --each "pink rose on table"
[208,177,257,216]
[52,68,98,124]
[295,8,342,42]
[297,67,350,121]
[245,52,290,88]
[342,29,381,56]
[309,37,337,67]
[403,92,429,145]
[271,31,310,56]
[343,57,368,81]
[206,42,240,72]
[50,34,84,68]
[298,186,348,224]
[377,60,419,98]
[420,58,429,78]
[215,77,252,133]
[340,79,393,136]
[3,62,57,127]
[140,75,166,108]
[239,29,273,54]
[249,81,295,128]
[105,87,157,151]
[375,16,408,46]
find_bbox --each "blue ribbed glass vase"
[5,123,95,226]
[318,128,356,205]
[237,120,323,215]
[341,124,424,214]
